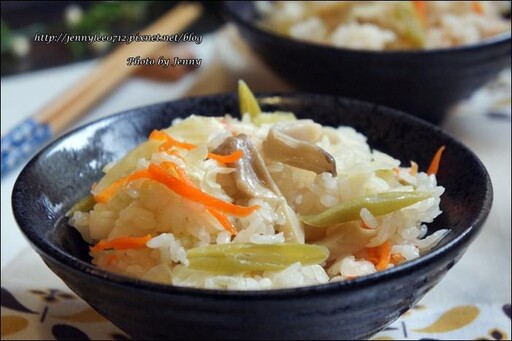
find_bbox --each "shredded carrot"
[413,1,427,25]
[207,150,244,163]
[471,1,484,15]
[150,130,196,150]
[366,257,379,265]
[161,161,207,203]
[207,208,238,235]
[409,161,418,176]
[119,169,150,184]
[94,177,125,203]
[150,129,243,164]
[391,253,405,265]
[162,149,184,159]
[160,162,237,235]
[366,247,378,258]
[94,162,256,234]
[376,241,392,271]
[105,254,116,266]
[172,164,197,187]
[91,234,151,252]
[365,247,379,265]
[159,161,185,181]
[147,163,259,217]
[158,141,173,152]
[149,129,167,140]
[367,242,392,270]
[427,145,446,176]
[93,169,151,203]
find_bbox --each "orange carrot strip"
[207,208,237,235]
[366,246,378,258]
[96,162,258,218]
[471,1,484,15]
[207,150,244,164]
[149,129,167,141]
[163,149,184,159]
[376,241,392,271]
[159,162,238,235]
[166,136,196,150]
[158,141,174,152]
[427,145,446,176]
[149,130,195,150]
[94,177,125,203]
[391,253,405,265]
[105,254,117,266]
[147,163,259,217]
[160,161,197,188]
[367,257,379,266]
[93,169,151,203]
[413,1,427,25]
[174,165,196,187]
[365,247,379,265]
[91,234,151,252]
[159,161,181,177]
[412,1,427,25]
[150,129,243,164]
[161,162,237,235]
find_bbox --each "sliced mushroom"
[213,134,279,202]
[263,121,337,176]
[213,134,305,243]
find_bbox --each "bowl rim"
[12,92,493,299]
[222,0,512,56]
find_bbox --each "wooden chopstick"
[1,2,202,176]
[39,2,203,133]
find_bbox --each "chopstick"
[1,2,203,177]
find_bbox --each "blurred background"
[1,1,224,76]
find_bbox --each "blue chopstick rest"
[1,118,52,176]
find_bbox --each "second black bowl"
[224,1,512,124]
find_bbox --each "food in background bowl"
[67,82,448,290]
[224,1,512,124]
[258,1,511,50]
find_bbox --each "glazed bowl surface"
[12,93,492,340]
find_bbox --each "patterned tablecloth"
[1,26,511,340]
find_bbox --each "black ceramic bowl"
[223,1,511,124]
[12,93,492,340]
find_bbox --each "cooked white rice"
[69,113,448,290]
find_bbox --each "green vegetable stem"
[301,191,432,227]
[187,243,329,273]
